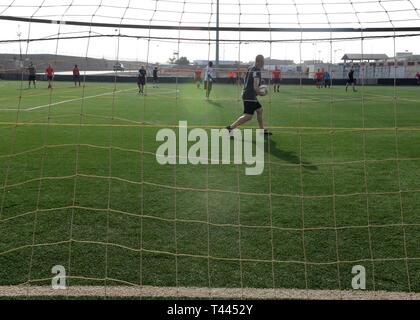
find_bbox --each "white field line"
[25,88,137,111]
[146,89,180,95]
[0,109,23,112]
[0,286,418,300]
[0,89,180,112]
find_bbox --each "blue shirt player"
[137,66,147,94]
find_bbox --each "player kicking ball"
[226,54,272,137]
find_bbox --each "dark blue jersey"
[242,66,261,101]
[28,66,36,76]
[153,68,158,78]
[138,69,146,78]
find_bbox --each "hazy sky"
[0,0,420,64]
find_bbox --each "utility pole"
[17,25,23,69]
[215,0,220,68]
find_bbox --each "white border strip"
[0,286,418,300]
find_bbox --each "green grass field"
[0,80,419,295]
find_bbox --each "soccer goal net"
[0,0,419,299]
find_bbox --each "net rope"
[0,0,419,298]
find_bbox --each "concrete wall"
[1,73,419,86]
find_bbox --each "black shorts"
[73,75,80,81]
[47,75,53,81]
[347,78,356,84]
[137,77,145,85]
[153,76,159,82]
[273,78,281,84]
[243,100,262,115]
[28,75,36,81]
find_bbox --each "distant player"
[194,67,202,89]
[231,71,238,85]
[204,61,215,100]
[323,71,331,88]
[137,65,147,94]
[73,64,81,87]
[237,68,244,87]
[226,54,272,137]
[315,69,323,89]
[45,64,54,89]
[346,66,357,92]
[228,71,235,85]
[152,66,159,88]
[272,66,281,92]
[27,62,36,88]
[416,71,420,86]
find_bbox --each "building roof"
[264,58,295,65]
[193,60,240,65]
[404,54,420,61]
[302,60,325,64]
[342,54,388,61]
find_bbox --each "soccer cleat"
[263,129,272,136]
[226,126,235,139]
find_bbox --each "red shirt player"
[73,64,81,87]
[416,72,420,85]
[194,67,202,89]
[272,67,281,92]
[315,69,323,88]
[45,65,54,89]
[228,71,236,85]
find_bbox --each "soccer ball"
[258,85,268,96]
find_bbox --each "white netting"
[0,0,419,299]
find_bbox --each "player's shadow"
[207,100,223,108]
[266,139,318,171]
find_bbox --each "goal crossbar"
[1,15,420,33]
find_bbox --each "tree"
[175,56,190,66]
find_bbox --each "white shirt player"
[204,66,215,82]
